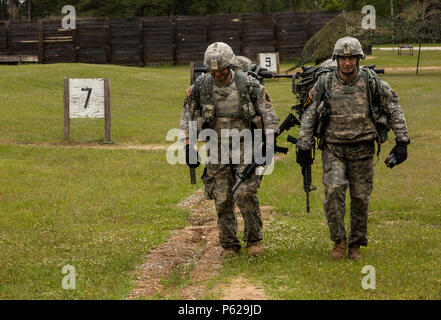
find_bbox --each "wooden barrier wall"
[0,11,340,66]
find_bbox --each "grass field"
[0,49,440,299]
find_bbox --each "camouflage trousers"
[202,163,262,250]
[321,142,375,247]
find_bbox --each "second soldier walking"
[296,37,410,260]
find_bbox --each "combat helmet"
[332,37,365,60]
[204,42,236,71]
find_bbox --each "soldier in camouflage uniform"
[296,37,410,260]
[180,42,280,258]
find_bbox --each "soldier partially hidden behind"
[296,37,410,260]
[180,42,280,258]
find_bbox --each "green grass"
[0,145,202,299]
[367,49,441,68]
[1,48,441,299]
[373,43,441,48]
[0,63,189,145]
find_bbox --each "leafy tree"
[5,0,423,19]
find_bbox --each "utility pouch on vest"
[241,101,256,120]
[327,113,365,140]
[197,104,215,132]
[202,104,215,121]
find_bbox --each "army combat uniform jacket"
[297,67,410,247]
[180,70,279,250]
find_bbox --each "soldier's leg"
[322,148,349,242]
[233,164,262,244]
[347,157,374,247]
[207,164,241,250]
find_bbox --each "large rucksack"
[292,65,334,121]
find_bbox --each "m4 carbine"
[230,113,300,196]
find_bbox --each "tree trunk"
[27,0,31,21]
[8,0,19,21]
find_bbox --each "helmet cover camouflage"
[233,55,253,71]
[204,42,235,71]
[320,58,337,68]
[332,37,365,60]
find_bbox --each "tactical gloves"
[185,144,200,169]
[296,148,313,166]
[385,141,408,168]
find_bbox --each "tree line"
[0,0,418,21]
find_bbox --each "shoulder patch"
[186,86,191,97]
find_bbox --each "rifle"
[230,112,301,196]
[301,162,316,213]
[192,62,294,84]
[293,145,317,213]
[189,167,196,184]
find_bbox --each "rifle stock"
[190,167,196,184]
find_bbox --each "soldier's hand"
[385,141,408,168]
[296,148,313,166]
[185,144,200,169]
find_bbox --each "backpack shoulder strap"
[317,70,333,102]
[196,73,215,104]
[235,69,261,105]
[360,66,384,159]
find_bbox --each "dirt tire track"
[128,187,275,300]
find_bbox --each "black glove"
[385,141,408,168]
[185,144,200,169]
[296,148,313,166]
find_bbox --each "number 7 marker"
[81,87,92,109]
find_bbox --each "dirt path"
[128,188,275,300]
[0,141,170,150]
[374,47,441,51]
[385,66,441,73]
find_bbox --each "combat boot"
[331,238,348,260]
[220,248,239,259]
[247,241,264,257]
[348,245,363,260]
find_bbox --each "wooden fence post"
[273,13,279,53]
[5,21,10,55]
[104,79,111,143]
[38,20,44,63]
[106,17,111,64]
[63,79,70,140]
[205,15,210,46]
[139,17,145,67]
[72,24,78,62]
[172,15,177,65]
